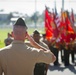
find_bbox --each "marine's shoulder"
[0,44,12,53]
[25,44,40,53]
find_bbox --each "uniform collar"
[12,40,24,44]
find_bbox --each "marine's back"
[0,41,39,75]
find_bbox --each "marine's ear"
[24,31,27,39]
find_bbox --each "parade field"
[0,28,45,48]
[0,28,12,48]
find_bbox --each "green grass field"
[0,28,12,48]
[0,28,45,48]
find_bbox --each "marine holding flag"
[44,5,76,66]
[44,7,60,66]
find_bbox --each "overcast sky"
[0,0,76,16]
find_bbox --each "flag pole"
[35,0,37,28]
[62,0,64,11]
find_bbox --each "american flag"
[54,6,60,28]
